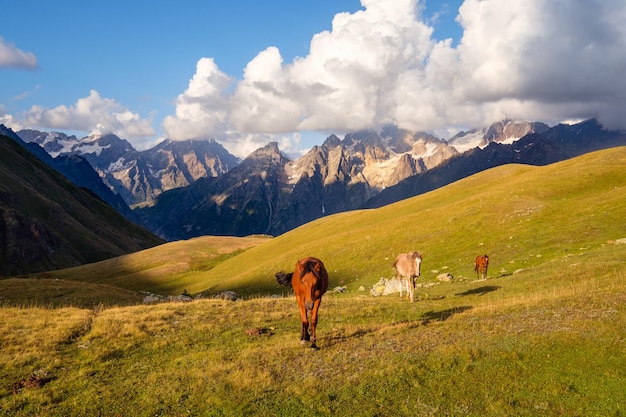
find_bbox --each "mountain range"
[17,129,239,206]
[4,119,626,243]
[134,127,461,239]
[364,119,626,208]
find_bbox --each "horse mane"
[275,272,293,287]
[300,260,321,281]
[276,258,326,288]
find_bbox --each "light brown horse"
[475,255,489,280]
[394,251,423,303]
[276,257,329,349]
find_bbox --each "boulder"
[143,294,162,304]
[436,273,454,282]
[370,277,404,296]
[213,291,239,301]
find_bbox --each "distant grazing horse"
[475,255,489,280]
[393,251,423,303]
[276,257,329,349]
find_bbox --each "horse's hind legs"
[398,277,407,298]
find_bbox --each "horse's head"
[413,251,423,277]
[297,259,328,310]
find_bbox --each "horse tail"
[275,272,293,287]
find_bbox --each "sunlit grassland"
[1,265,624,416]
[1,147,626,416]
[192,146,626,297]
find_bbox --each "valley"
[1,136,625,417]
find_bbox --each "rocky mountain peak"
[249,141,280,157]
[241,141,290,167]
[484,120,549,142]
[322,134,342,148]
[448,120,550,153]
[14,129,79,157]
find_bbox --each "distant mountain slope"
[1,125,138,222]
[136,129,458,240]
[0,134,165,277]
[135,119,626,240]
[136,142,291,239]
[447,120,550,152]
[362,119,626,208]
[18,129,240,206]
[13,119,625,242]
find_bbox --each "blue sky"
[1,0,625,157]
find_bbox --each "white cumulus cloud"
[0,37,38,69]
[20,90,155,141]
[450,0,626,128]
[163,0,626,157]
[7,0,625,157]
[162,58,233,140]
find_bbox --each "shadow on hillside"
[455,286,500,297]
[325,327,376,348]
[420,306,473,325]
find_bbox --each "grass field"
[1,147,625,416]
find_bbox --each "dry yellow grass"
[1,267,624,415]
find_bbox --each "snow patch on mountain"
[422,142,439,157]
[447,130,486,153]
[107,157,131,172]
[42,133,74,157]
[74,141,111,156]
[447,120,550,153]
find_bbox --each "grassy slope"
[192,145,626,296]
[1,235,271,306]
[1,147,625,416]
[27,146,626,297]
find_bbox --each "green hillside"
[23,146,626,298]
[1,147,624,416]
[191,145,626,296]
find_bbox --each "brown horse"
[475,255,489,280]
[276,257,329,349]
